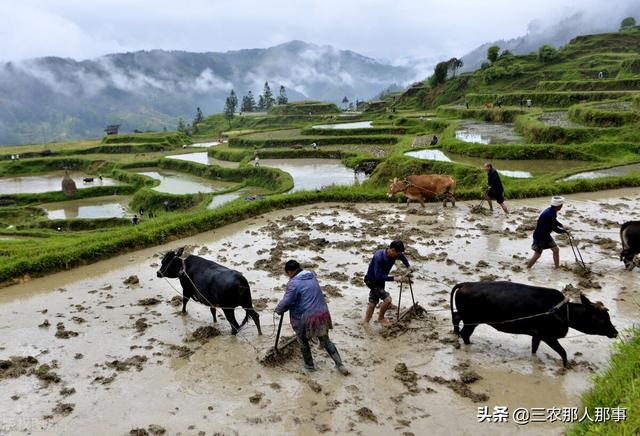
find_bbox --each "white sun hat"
[550,196,565,206]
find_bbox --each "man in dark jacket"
[275,260,348,374]
[363,240,411,327]
[526,196,567,269]
[484,163,508,214]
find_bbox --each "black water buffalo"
[157,247,262,335]
[450,281,618,366]
[620,221,640,270]
[83,177,94,183]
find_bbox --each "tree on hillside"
[277,86,288,105]
[537,44,559,64]
[194,107,204,124]
[257,95,266,111]
[192,107,204,133]
[262,82,275,110]
[224,90,238,127]
[620,17,637,30]
[429,61,449,86]
[487,45,500,63]
[341,96,349,109]
[177,117,188,134]
[241,91,256,112]
[446,58,463,77]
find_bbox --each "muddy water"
[166,152,239,168]
[40,196,131,220]
[564,163,640,181]
[0,171,120,195]
[455,120,523,144]
[405,149,588,178]
[136,169,235,194]
[1,189,638,435]
[261,158,365,192]
[311,121,372,129]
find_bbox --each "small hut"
[61,171,77,197]
[104,124,121,135]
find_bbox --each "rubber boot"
[300,339,316,371]
[325,341,350,376]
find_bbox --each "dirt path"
[1,188,638,435]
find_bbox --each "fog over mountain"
[460,3,640,71]
[0,41,413,145]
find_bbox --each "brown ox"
[387,175,456,207]
[290,143,304,150]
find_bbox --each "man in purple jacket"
[275,260,349,374]
[363,240,411,327]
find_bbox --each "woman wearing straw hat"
[526,196,567,269]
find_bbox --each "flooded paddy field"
[311,121,373,129]
[564,163,640,181]
[261,159,365,191]
[190,141,222,148]
[166,152,239,168]
[455,120,523,145]
[135,169,236,195]
[40,196,131,220]
[0,171,120,195]
[537,112,583,128]
[0,188,637,435]
[406,149,588,178]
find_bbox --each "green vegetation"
[1,28,640,295]
[569,329,640,435]
[267,100,340,115]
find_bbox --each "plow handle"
[274,315,284,353]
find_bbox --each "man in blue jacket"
[363,240,411,327]
[527,196,567,269]
[275,260,349,374]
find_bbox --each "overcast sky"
[0,0,636,63]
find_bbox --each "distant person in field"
[430,135,438,146]
[484,163,508,215]
[131,215,139,225]
[526,98,532,108]
[253,154,260,167]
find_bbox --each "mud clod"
[106,355,148,372]
[148,424,166,435]
[394,362,419,393]
[249,392,264,404]
[186,326,221,344]
[137,297,161,306]
[0,356,38,380]
[124,275,140,285]
[355,407,378,423]
[52,402,74,416]
[425,375,489,403]
[55,322,79,339]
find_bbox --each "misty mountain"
[0,41,413,145]
[460,6,640,72]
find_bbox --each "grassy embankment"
[569,328,640,435]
